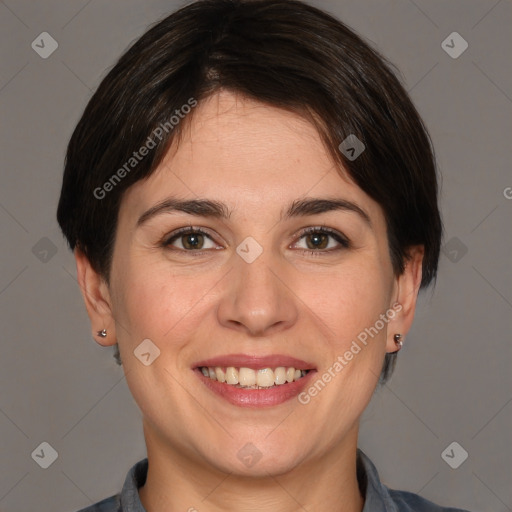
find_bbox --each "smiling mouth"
[198,366,311,389]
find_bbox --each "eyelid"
[162,225,350,252]
[162,226,221,250]
[292,226,351,250]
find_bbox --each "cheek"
[111,264,211,415]
[111,257,221,350]
[302,259,393,340]
[291,261,393,441]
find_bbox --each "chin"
[202,438,308,477]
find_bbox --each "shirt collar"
[120,457,147,512]
[357,449,399,512]
[119,448,397,512]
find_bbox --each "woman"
[57,0,471,510]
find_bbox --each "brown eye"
[181,233,205,250]
[163,228,217,251]
[293,227,350,253]
[305,232,329,250]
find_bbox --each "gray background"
[0,0,511,511]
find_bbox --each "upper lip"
[193,354,316,370]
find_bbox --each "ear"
[386,245,424,353]
[74,247,117,347]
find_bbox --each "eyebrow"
[136,197,372,227]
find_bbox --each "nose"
[216,248,299,337]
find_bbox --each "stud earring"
[393,333,403,350]
[97,329,107,338]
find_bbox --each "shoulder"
[73,494,121,512]
[357,448,472,512]
[71,457,147,512]
[387,488,472,512]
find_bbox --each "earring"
[97,329,107,338]
[393,333,403,350]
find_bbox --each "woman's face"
[82,91,420,476]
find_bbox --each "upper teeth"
[200,366,308,388]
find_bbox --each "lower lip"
[194,368,316,408]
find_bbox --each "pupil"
[307,233,327,250]
[184,234,203,249]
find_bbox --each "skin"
[75,90,423,512]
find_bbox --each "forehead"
[119,91,382,225]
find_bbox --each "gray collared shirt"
[75,449,471,512]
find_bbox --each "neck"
[138,422,364,512]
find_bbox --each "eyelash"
[161,225,350,257]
